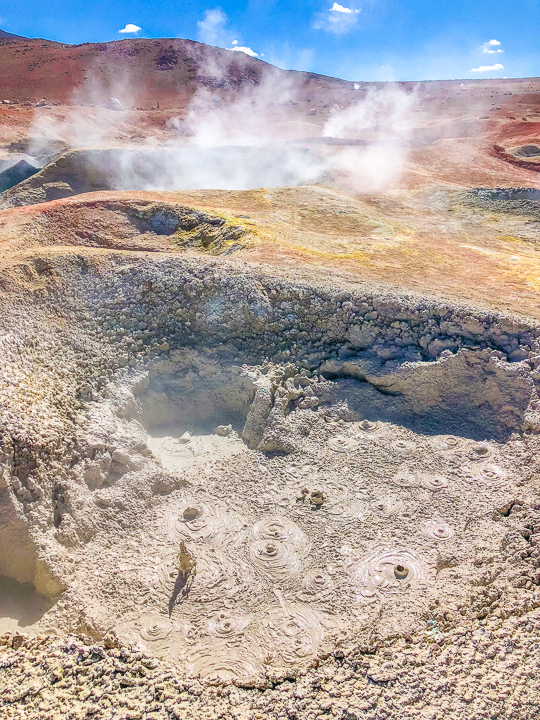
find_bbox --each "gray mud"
[1,253,540,716]
[513,144,540,158]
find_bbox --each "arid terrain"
[0,32,540,720]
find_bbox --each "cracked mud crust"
[2,603,540,720]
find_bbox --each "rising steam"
[27,56,416,194]
[323,85,416,191]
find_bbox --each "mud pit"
[2,251,540,696]
[0,146,328,208]
[64,356,537,683]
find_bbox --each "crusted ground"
[0,236,540,717]
[2,185,540,317]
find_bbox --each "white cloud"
[232,39,238,45]
[481,39,503,53]
[470,63,504,72]
[313,3,360,34]
[118,24,141,34]
[231,46,258,57]
[330,2,357,12]
[197,7,235,47]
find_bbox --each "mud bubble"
[327,435,358,453]
[424,520,455,541]
[351,547,428,597]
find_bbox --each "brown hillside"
[0,35,349,106]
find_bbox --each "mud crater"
[0,255,539,683]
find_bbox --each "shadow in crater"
[168,572,194,618]
[0,575,57,633]
[168,541,196,617]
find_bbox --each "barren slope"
[0,35,348,106]
[1,185,540,318]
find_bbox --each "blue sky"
[4,0,539,81]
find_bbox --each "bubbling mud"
[371,497,405,517]
[121,613,189,659]
[422,473,450,491]
[167,502,239,543]
[140,614,177,643]
[463,462,508,487]
[354,419,387,440]
[297,570,335,602]
[358,419,379,433]
[468,442,495,460]
[391,469,418,488]
[250,516,309,580]
[391,439,418,456]
[265,605,328,670]
[327,435,358,453]
[185,643,264,684]
[326,499,364,521]
[252,516,308,547]
[432,434,461,451]
[208,611,249,638]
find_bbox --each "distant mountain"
[0,35,351,105]
[0,29,25,40]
